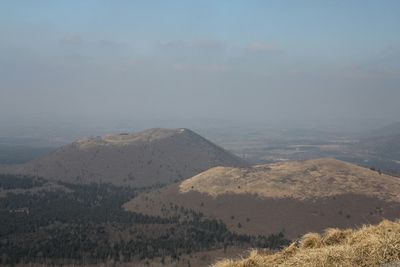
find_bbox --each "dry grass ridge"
[180,158,400,202]
[213,220,400,267]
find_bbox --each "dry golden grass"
[180,158,400,202]
[213,220,400,267]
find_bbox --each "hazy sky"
[1,1,399,127]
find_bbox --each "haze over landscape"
[1,1,400,267]
[1,1,400,130]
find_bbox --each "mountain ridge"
[0,128,248,187]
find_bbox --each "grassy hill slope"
[213,220,400,267]
[125,158,400,238]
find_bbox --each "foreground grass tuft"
[213,220,400,267]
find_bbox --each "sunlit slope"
[213,220,400,267]
[180,158,400,201]
[125,158,400,238]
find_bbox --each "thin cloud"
[172,63,229,73]
[247,42,280,53]
[191,40,227,53]
[156,40,186,50]
[60,34,83,45]
[99,40,121,47]
[156,39,226,54]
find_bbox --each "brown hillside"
[124,158,400,238]
[180,158,400,201]
[1,128,247,187]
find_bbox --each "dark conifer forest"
[0,174,289,265]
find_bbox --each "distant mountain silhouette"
[367,122,400,137]
[1,128,247,187]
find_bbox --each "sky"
[0,1,399,130]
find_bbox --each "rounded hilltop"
[76,128,193,149]
[8,128,247,187]
[179,158,400,202]
[126,158,400,239]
